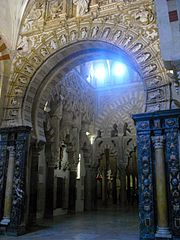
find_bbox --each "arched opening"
[22,40,144,232]
[0,1,179,239]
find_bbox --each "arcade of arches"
[0,0,180,240]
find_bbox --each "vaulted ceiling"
[0,0,28,50]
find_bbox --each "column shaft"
[44,165,54,218]
[28,143,41,225]
[119,168,127,206]
[68,170,77,212]
[153,136,172,239]
[1,146,15,225]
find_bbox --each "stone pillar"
[28,142,43,225]
[68,166,77,212]
[50,109,62,166]
[0,146,15,225]
[126,172,131,205]
[112,176,117,204]
[91,166,97,210]
[152,136,172,239]
[67,147,77,212]
[0,126,31,235]
[44,142,55,219]
[0,132,8,220]
[104,149,109,206]
[84,166,91,210]
[44,164,54,218]
[119,166,127,206]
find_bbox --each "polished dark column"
[0,146,15,225]
[28,141,43,225]
[0,132,8,220]
[0,126,31,235]
[152,136,171,239]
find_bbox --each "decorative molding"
[2,0,171,130]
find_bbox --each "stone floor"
[1,206,139,240]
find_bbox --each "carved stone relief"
[73,0,90,17]
[2,0,171,129]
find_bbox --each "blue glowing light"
[94,64,106,81]
[113,62,127,77]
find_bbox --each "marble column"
[112,176,117,204]
[67,148,77,212]
[152,136,172,239]
[68,167,77,212]
[119,166,127,206]
[104,149,109,206]
[84,166,93,210]
[91,167,97,210]
[44,141,55,219]
[44,163,54,218]
[28,142,43,225]
[50,109,62,166]
[0,146,15,225]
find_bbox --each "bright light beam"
[94,64,106,82]
[113,62,127,77]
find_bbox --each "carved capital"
[152,135,164,149]
[7,146,15,157]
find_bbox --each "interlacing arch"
[2,1,171,141]
[95,88,145,136]
[94,141,118,168]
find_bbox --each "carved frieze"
[3,0,171,128]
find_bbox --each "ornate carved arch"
[2,0,170,141]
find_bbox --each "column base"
[155,227,172,239]
[0,217,10,225]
